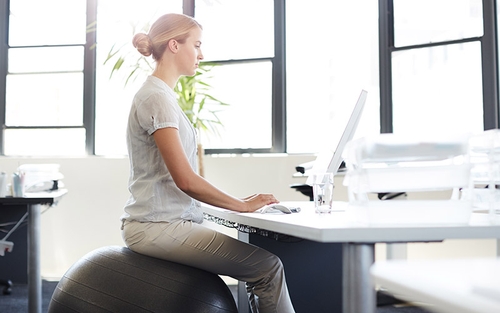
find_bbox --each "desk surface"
[202,201,500,243]
[0,189,68,206]
[370,258,500,313]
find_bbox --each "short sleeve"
[136,92,180,135]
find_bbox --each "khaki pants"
[122,219,295,313]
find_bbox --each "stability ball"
[48,246,238,313]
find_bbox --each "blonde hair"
[132,13,202,61]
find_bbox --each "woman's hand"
[240,194,279,213]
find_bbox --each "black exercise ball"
[48,246,238,313]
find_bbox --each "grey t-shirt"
[122,76,203,223]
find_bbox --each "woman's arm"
[153,127,278,212]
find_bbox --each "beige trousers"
[122,219,295,313]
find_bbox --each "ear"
[168,39,179,53]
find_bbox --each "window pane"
[286,0,380,154]
[95,77,140,156]
[4,128,86,156]
[6,73,83,126]
[200,62,273,149]
[195,0,274,61]
[392,42,483,135]
[9,47,84,73]
[9,0,87,46]
[94,0,183,156]
[394,0,483,47]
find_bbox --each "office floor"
[0,280,56,313]
[0,280,435,313]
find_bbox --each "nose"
[198,49,204,60]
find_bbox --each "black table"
[0,190,67,313]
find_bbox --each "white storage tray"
[345,164,472,193]
[343,134,470,164]
[347,200,472,226]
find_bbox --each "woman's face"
[178,27,204,76]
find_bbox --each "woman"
[120,13,295,313]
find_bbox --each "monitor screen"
[306,89,368,185]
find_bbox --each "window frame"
[378,0,499,133]
[0,0,285,156]
[0,0,97,155]
[1,0,499,155]
[0,0,8,154]
[194,0,286,155]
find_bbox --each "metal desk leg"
[342,243,375,313]
[28,204,42,313]
[387,243,407,260]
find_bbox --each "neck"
[152,71,178,90]
[152,61,179,89]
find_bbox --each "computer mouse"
[269,204,292,214]
[260,204,293,214]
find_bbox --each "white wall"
[0,154,497,280]
[1,157,132,279]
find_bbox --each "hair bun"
[132,33,153,57]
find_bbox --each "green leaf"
[108,57,124,78]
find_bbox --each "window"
[393,0,483,47]
[195,0,381,154]
[379,0,497,135]
[2,0,88,156]
[392,42,484,135]
[285,0,380,153]
[0,0,380,156]
[1,0,499,156]
[193,0,276,152]
[195,62,274,150]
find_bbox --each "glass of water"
[312,172,334,214]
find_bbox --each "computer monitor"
[306,89,368,185]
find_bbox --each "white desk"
[202,201,500,313]
[0,189,67,313]
[370,258,500,313]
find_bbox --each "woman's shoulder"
[135,79,177,107]
[145,76,176,96]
